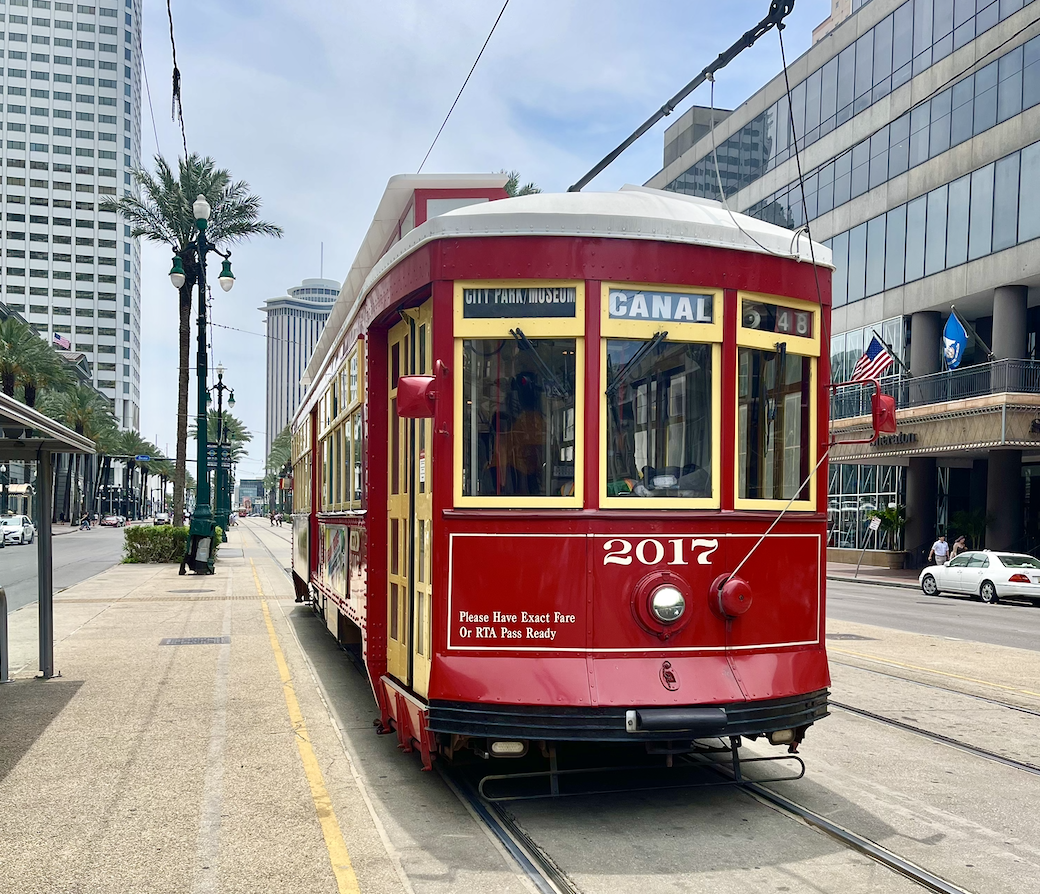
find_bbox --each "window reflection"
[605,340,712,499]
[462,338,576,498]
[738,348,811,501]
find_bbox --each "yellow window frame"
[453,280,585,508]
[600,282,723,509]
[734,292,820,512]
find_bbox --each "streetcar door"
[386,300,434,697]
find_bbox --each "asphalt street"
[1,525,126,613]
[827,576,1040,652]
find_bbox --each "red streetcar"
[291,174,833,778]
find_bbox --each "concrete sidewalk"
[0,525,410,894]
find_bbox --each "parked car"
[919,550,1040,604]
[100,515,123,527]
[154,512,171,526]
[1,514,36,545]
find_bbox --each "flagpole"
[870,329,911,377]
[950,306,993,360]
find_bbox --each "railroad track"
[239,523,294,581]
[830,658,1040,716]
[830,700,1040,777]
[443,747,982,894]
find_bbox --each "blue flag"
[943,313,968,369]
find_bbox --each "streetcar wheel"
[921,574,939,596]
[980,580,999,604]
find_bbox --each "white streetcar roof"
[298,178,831,413]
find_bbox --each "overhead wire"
[166,0,188,157]
[724,22,833,587]
[140,45,162,155]
[417,0,511,173]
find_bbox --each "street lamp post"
[209,365,235,543]
[173,194,235,575]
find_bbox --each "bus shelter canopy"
[0,392,96,459]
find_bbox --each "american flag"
[52,332,71,350]
[850,335,894,382]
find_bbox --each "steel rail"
[740,780,977,894]
[829,659,1040,718]
[439,765,579,894]
[830,701,1040,777]
[240,521,294,581]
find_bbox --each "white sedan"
[0,514,36,545]
[919,550,1040,604]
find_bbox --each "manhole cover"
[160,636,230,646]
[169,589,215,593]
[826,633,876,641]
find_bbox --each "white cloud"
[138,0,828,476]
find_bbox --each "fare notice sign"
[463,286,576,318]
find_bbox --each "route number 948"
[602,537,719,566]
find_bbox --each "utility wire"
[166,0,188,157]
[417,0,511,173]
[140,44,162,154]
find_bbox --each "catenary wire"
[417,0,511,173]
[140,45,162,154]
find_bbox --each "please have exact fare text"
[457,610,577,641]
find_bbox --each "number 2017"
[602,538,719,566]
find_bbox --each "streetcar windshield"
[605,339,712,498]
[461,338,576,497]
[737,348,811,501]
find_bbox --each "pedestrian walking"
[928,533,949,565]
[951,535,967,558]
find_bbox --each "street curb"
[827,574,920,591]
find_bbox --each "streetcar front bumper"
[428,689,829,743]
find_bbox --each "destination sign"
[462,287,576,318]
[742,299,814,338]
[608,289,713,324]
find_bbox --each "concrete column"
[910,312,942,376]
[992,285,1028,360]
[905,456,937,559]
[986,450,1023,549]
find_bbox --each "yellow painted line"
[831,646,1040,699]
[252,559,361,894]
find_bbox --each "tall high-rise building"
[0,0,142,429]
[650,0,1040,557]
[261,277,339,459]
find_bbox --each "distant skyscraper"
[0,0,143,429]
[261,277,339,459]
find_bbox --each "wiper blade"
[509,328,570,398]
[606,331,668,397]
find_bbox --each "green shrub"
[123,525,190,563]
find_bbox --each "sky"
[137,0,829,483]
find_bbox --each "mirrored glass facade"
[663,0,1033,198]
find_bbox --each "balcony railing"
[831,359,1040,421]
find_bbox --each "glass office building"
[648,0,1040,560]
[0,0,142,429]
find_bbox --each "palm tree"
[266,425,291,477]
[116,429,152,520]
[38,385,116,520]
[189,409,252,464]
[101,153,282,531]
[503,170,541,197]
[0,317,70,406]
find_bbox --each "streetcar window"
[461,338,576,497]
[737,348,811,501]
[605,340,712,499]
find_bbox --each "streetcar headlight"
[650,585,685,624]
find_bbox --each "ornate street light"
[177,194,234,574]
